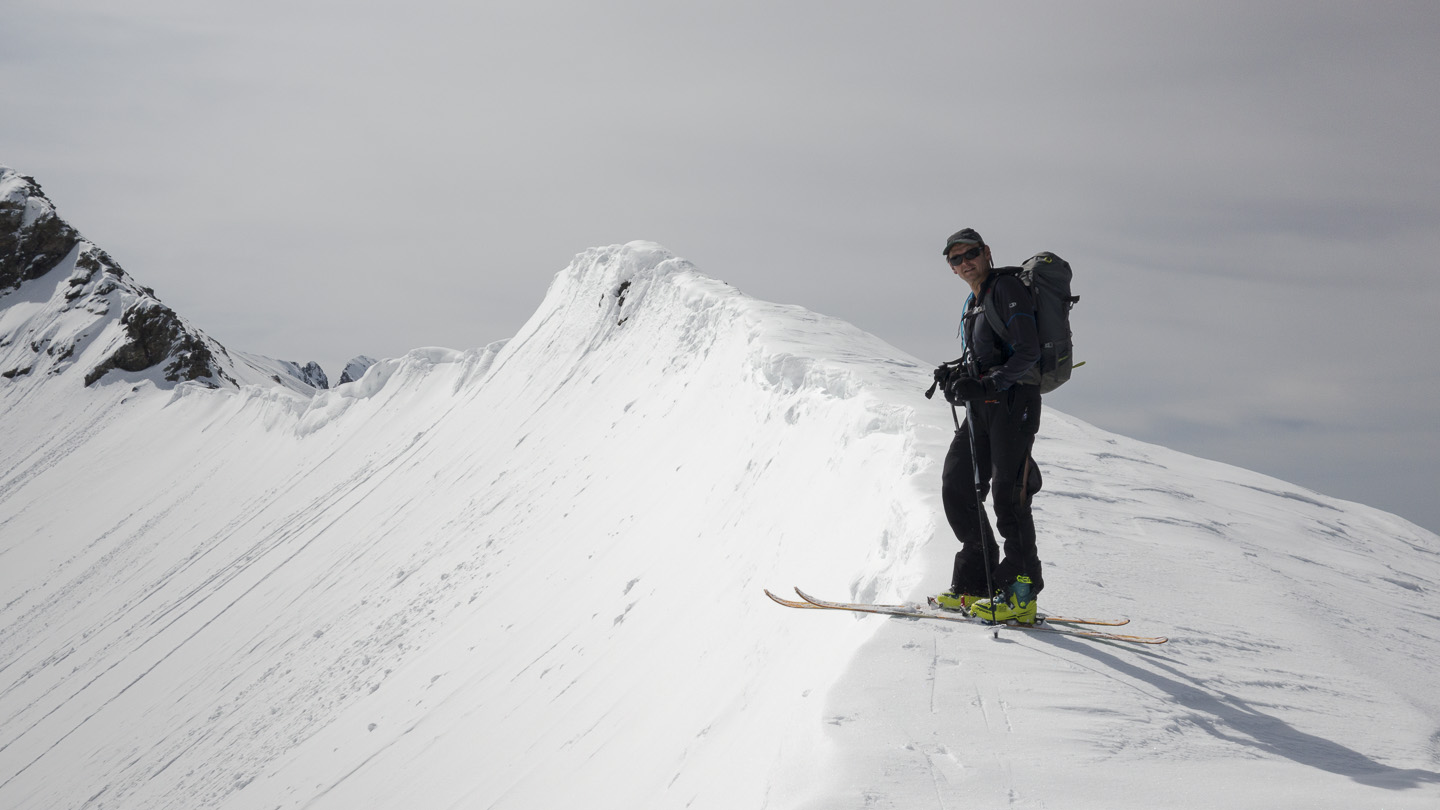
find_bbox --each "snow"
[1,241,1437,809]
[233,352,330,391]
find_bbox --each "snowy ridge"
[233,353,330,390]
[0,241,937,809]
[1,235,1438,808]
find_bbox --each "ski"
[778,588,1167,645]
[764,589,826,609]
[765,588,1129,626]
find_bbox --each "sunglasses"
[947,245,983,266]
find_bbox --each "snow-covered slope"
[1,231,1437,807]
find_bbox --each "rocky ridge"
[0,166,326,392]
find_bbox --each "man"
[933,228,1045,624]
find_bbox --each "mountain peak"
[1,168,84,294]
[338,355,378,385]
[0,167,324,392]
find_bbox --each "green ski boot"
[968,576,1038,625]
[933,590,986,613]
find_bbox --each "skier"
[932,228,1045,624]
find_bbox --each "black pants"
[941,385,1043,596]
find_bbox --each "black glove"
[926,363,961,399]
[944,373,994,405]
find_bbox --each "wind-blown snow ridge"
[0,240,938,809]
[2,234,1438,809]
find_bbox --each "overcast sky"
[4,1,1438,534]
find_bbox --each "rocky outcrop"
[297,361,329,389]
[244,357,329,390]
[0,175,82,293]
[81,300,230,387]
[337,355,378,385]
[0,166,320,392]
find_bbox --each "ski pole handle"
[926,359,966,400]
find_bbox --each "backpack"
[980,251,1079,394]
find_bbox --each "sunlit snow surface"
[1,242,1437,808]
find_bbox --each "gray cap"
[943,228,985,255]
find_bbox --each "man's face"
[947,243,989,284]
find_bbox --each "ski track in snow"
[0,241,1437,809]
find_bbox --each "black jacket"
[962,269,1041,391]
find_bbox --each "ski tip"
[764,588,821,609]
[764,588,792,603]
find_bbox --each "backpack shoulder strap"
[980,273,1016,346]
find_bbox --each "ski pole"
[960,398,1000,639]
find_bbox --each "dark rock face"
[1,168,233,388]
[0,177,82,293]
[82,302,231,388]
[296,361,329,389]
